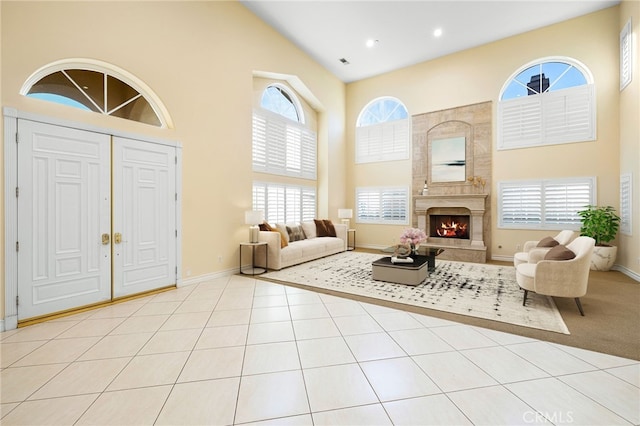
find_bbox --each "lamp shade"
[338,209,353,219]
[245,210,264,225]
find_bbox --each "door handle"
[114,233,122,244]
[102,233,110,245]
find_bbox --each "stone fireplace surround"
[411,101,492,263]
[415,194,488,264]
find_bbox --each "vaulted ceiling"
[241,1,620,83]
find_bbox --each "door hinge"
[16,241,19,252]
[175,229,178,238]
[16,187,19,198]
[175,156,177,164]
[15,132,19,143]
[175,193,178,201]
[16,295,19,306]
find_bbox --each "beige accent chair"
[513,230,576,267]
[516,236,595,316]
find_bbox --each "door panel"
[17,121,111,320]
[112,137,176,298]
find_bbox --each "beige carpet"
[261,252,569,334]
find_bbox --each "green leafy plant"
[577,205,620,246]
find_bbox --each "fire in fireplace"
[430,215,470,239]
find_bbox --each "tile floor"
[1,274,638,425]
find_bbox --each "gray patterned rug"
[261,252,570,334]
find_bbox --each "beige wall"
[618,0,640,276]
[346,5,639,277]
[0,1,346,320]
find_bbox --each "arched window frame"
[252,83,316,180]
[355,96,409,164]
[260,83,305,124]
[497,56,595,150]
[20,58,173,129]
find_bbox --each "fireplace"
[414,194,488,263]
[430,214,470,239]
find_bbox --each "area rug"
[260,252,570,334]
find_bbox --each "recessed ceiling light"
[366,39,379,48]
[433,28,443,38]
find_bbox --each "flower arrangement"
[467,175,486,192]
[400,227,427,246]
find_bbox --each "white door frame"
[3,107,183,331]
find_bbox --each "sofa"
[256,220,347,270]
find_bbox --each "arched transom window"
[260,84,303,123]
[21,59,172,128]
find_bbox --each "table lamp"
[338,208,353,229]
[245,210,264,243]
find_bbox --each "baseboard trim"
[491,255,514,263]
[612,264,640,282]
[180,267,239,287]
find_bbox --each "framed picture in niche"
[431,136,466,183]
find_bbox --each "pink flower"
[399,228,427,245]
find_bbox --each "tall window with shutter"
[252,83,317,223]
[620,19,633,91]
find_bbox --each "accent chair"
[516,236,595,316]
[513,230,576,267]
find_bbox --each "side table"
[239,242,268,275]
[347,229,356,251]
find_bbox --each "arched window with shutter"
[498,57,595,150]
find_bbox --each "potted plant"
[577,205,620,271]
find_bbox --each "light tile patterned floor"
[1,274,638,425]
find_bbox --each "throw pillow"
[286,225,307,242]
[301,221,317,239]
[275,223,290,244]
[544,244,576,261]
[323,219,337,237]
[314,219,329,237]
[259,222,273,232]
[537,236,559,248]
[261,222,287,248]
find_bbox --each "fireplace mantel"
[414,194,488,263]
[414,194,488,212]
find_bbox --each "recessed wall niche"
[412,101,492,261]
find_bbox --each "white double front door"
[17,120,177,320]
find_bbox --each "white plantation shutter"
[543,180,592,227]
[356,186,408,225]
[499,178,595,229]
[498,96,543,149]
[543,85,594,144]
[356,118,409,163]
[500,182,542,226]
[620,173,632,235]
[498,85,595,150]
[252,109,316,179]
[620,19,632,91]
[253,182,316,224]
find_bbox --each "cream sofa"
[257,221,347,270]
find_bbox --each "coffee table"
[371,247,444,286]
[372,255,430,286]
